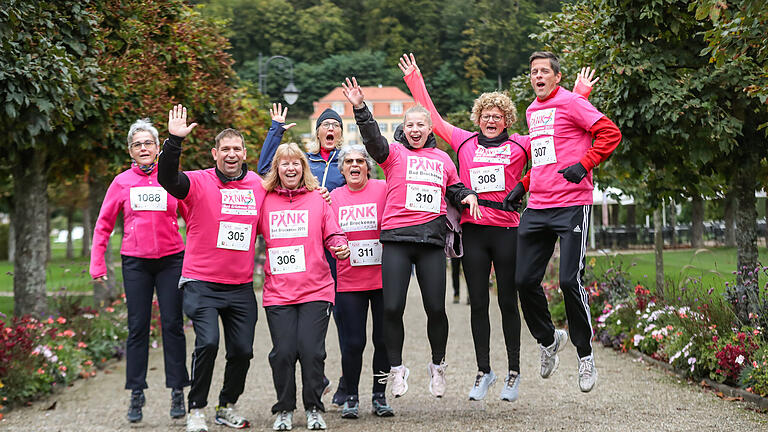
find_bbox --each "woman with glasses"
[398,53,596,403]
[90,118,188,423]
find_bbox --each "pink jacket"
[259,187,348,306]
[90,165,184,279]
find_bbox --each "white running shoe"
[468,370,497,401]
[388,365,410,398]
[540,329,568,378]
[214,403,250,428]
[305,407,326,430]
[186,409,208,432]
[500,371,521,402]
[273,411,293,431]
[428,360,448,398]
[578,354,598,392]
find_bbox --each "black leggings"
[381,242,448,366]
[461,224,521,373]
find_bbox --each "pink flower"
[105,307,115,313]
[56,317,66,324]
[37,368,44,374]
[59,365,67,372]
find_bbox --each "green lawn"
[591,247,768,292]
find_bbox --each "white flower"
[735,355,744,365]
[617,320,621,325]
[688,357,697,365]
[633,334,645,346]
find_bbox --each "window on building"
[390,102,403,115]
[379,123,388,132]
[364,101,374,113]
[348,123,357,132]
[332,102,345,115]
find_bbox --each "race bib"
[221,189,258,215]
[130,187,167,211]
[473,144,512,165]
[268,245,306,274]
[405,184,441,213]
[338,204,378,232]
[469,165,505,193]
[406,156,444,185]
[531,137,557,167]
[528,108,556,138]
[216,221,252,251]
[269,210,309,239]
[349,239,382,266]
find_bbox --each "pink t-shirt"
[404,70,528,227]
[259,188,347,306]
[330,180,387,292]
[525,87,604,208]
[179,168,266,284]
[379,143,461,230]
[90,165,185,278]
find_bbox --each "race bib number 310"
[216,221,252,251]
[268,245,306,274]
[405,184,441,213]
[130,187,167,211]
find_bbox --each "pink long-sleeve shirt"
[90,165,185,279]
[259,187,348,306]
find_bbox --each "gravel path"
[2,276,766,431]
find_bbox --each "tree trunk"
[764,197,768,248]
[668,200,677,248]
[65,206,74,259]
[724,192,736,247]
[81,203,91,257]
[13,147,48,317]
[653,207,665,295]
[8,214,14,263]
[88,165,118,307]
[626,204,636,227]
[691,195,704,248]
[732,160,759,323]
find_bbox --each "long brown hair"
[262,142,319,192]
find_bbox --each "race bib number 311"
[268,245,306,274]
[130,187,167,211]
[216,221,252,251]
[349,239,382,266]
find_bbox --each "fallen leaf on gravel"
[44,401,57,411]
[722,396,743,402]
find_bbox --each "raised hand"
[341,77,365,109]
[398,53,420,76]
[575,66,599,88]
[168,104,198,138]
[270,102,296,130]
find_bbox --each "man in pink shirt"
[510,51,621,393]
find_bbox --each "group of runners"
[89,50,621,432]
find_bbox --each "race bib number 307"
[405,184,441,213]
[216,221,252,251]
[531,137,557,167]
[268,245,306,274]
[130,187,167,211]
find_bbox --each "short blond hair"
[262,143,320,192]
[404,104,432,126]
[469,92,517,126]
[305,127,344,154]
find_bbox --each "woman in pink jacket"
[89,119,188,423]
[259,143,350,431]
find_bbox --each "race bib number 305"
[216,221,252,251]
[130,187,167,211]
[531,137,557,167]
[268,245,306,274]
[405,184,441,213]
[349,239,382,266]
[469,165,505,193]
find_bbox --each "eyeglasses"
[320,121,341,129]
[480,114,503,122]
[130,140,157,150]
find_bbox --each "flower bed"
[0,294,163,410]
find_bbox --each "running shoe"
[186,409,208,432]
[170,388,186,419]
[371,392,394,417]
[578,354,598,392]
[428,360,447,398]
[540,329,568,378]
[388,365,409,398]
[305,407,327,430]
[273,410,293,431]
[341,395,359,419]
[331,376,346,407]
[126,389,145,423]
[214,403,250,429]
[468,370,497,401]
[500,371,520,402]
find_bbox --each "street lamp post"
[258,53,300,105]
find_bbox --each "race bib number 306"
[130,187,167,211]
[216,221,252,251]
[268,245,306,274]
[469,165,505,193]
[531,137,557,167]
[405,184,441,213]
[349,239,382,266]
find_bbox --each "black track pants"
[381,242,448,366]
[461,224,521,373]
[516,205,593,358]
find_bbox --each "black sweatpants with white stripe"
[515,205,593,358]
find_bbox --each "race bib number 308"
[216,221,252,251]
[268,245,306,274]
[130,187,167,211]
[405,184,441,213]
[469,165,505,193]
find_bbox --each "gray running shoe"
[371,393,394,417]
[500,371,521,402]
[468,370,497,401]
[170,388,185,419]
[214,403,250,429]
[578,355,598,392]
[127,390,144,423]
[341,396,359,419]
[273,410,293,431]
[540,329,568,378]
[186,409,208,432]
[306,407,327,430]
